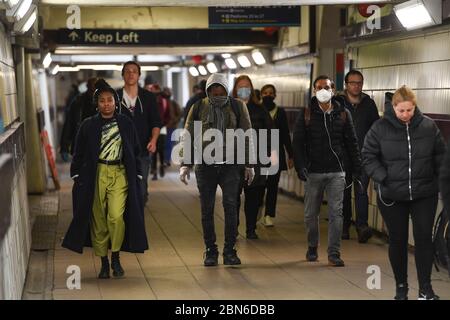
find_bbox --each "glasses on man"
[346,81,363,86]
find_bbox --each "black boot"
[98,256,110,279]
[394,283,408,300]
[111,251,125,278]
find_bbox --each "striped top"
[99,118,122,161]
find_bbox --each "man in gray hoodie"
[179,73,254,267]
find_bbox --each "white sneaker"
[263,215,274,227]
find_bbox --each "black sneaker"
[246,231,258,239]
[357,225,372,243]
[223,249,241,265]
[203,247,219,267]
[306,247,318,262]
[418,286,440,300]
[394,283,408,300]
[151,174,158,181]
[328,254,345,267]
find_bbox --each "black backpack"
[433,208,450,277]
[193,97,241,126]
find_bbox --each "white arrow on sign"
[68,31,79,41]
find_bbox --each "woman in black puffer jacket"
[362,86,446,300]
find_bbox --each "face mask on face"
[315,89,333,104]
[262,96,276,110]
[237,87,251,101]
[209,95,229,107]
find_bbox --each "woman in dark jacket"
[62,79,148,279]
[260,84,294,227]
[232,75,273,239]
[362,85,446,300]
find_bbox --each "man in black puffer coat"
[362,85,446,300]
[293,75,361,267]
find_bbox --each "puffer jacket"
[439,140,450,215]
[293,96,361,175]
[362,102,446,201]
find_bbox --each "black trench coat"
[62,113,148,254]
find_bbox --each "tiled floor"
[53,164,450,300]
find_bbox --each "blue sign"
[209,6,301,28]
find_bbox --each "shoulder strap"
[229,97,241,127]
[304,107,311,127]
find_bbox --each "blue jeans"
[304,172,345,256]
[195,164,241,251]
[343,171,370,228]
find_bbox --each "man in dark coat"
[62,79,148,279]
[59,77,98,161]
[336,70,380,243]
[293,75,361,267]
[117,61,162,203]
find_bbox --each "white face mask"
[316,89,332,103]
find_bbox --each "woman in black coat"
[62,79,148,279]
[259,84,294,227]
[232,75,273,239]
[362,85,446,300]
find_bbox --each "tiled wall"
[0,123,30,300]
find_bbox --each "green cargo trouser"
[91,163,128,257]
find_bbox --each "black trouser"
[263,170,281,217]
[244,186,266,234]
[377,194,438,290]
[195,164,241,251]
[343,171,370,228]
[151,134,166,172]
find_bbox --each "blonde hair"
[392,85,416,106]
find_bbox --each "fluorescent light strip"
[20,9,36,32]
[394,2,433,30]
[197,65,207,76]
[251,51,266,65]
[43,53,52,69]
[225,58,237,69]
[16,0,32,20]
[189,66,199,77]
[206,62,218,73]
[58,66,80,72]
[237,55,251,68]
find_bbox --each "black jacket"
[440,140,450,214]
[336,92,380,150]
[60,91,97,154]
[362,103,446,202]
[293,97,361,175]
[117,87,162,156]
[246,101,273,188]
[268,106,294,171]
[62,113,148,254]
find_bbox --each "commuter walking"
[293,75,361,267]
[259,84,294,227]
[117,61,161,204]
[62,79,148,279]
[60,77,98,161]
[363,85,446,300]
[232,75,272,239]
[336,70,380,242]
[179,73,254,266]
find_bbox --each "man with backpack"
[179,73,254,267]
[293,75,361,267]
